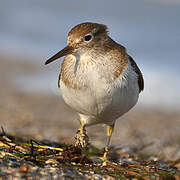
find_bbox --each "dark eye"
[84,34,93,41]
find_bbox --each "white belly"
[60,62,139,125]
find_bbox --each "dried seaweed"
[0,132,180,179]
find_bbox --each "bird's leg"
[75,120,89,149]
[102,124,114,166]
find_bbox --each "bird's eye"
[84,34,93,41]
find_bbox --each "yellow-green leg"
[102,124,115,166]
[75,120,89,149]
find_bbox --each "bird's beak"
[45,46,73,65]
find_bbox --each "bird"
[45,22,144,164]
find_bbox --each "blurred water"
[0,0,180,108]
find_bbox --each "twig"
[30,139,34,155]
[1,126,6,136]
[20,142,64,152]
[128,164,151,171]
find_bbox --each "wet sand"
[1,53,180,160]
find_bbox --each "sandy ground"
[1,53,180,160]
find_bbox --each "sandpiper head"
[45,22,108,65]
[67,22,108,48]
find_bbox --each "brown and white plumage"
[45,22,144,163]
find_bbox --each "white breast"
[60,59,139,126]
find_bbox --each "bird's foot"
[75,128,89,149]
[101,147,110,166]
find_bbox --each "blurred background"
[0,0,180,159]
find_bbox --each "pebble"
[45,158,59,165]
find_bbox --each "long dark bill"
[45,46,73,65]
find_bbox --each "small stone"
[19,164,32,173]
[45,158,59,165]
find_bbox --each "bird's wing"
[58,73,61,88]
[128,55,144,93]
